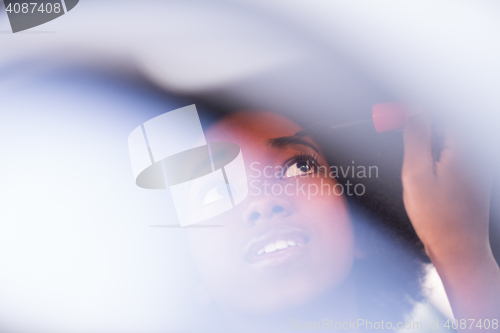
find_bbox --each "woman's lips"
[244,226,310,267]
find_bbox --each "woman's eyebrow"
[267,136,319,153]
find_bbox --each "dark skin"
[189,112,357,318]
[402,114,500,330]
[188,111,500,331]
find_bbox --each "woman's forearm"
[428,244,500,331]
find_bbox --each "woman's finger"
[402,112,434,182]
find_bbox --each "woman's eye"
[201,185,228,205]
[283,160,315,178]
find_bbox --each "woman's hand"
[402,113,500,330]
[402,113,492,258]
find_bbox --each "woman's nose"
[242,196,293,227]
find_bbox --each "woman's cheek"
[306,189,355,259]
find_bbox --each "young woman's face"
[188,112,355,314]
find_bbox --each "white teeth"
[258,239,300,255]
[276,240,288,250]
[264,243,277,253]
